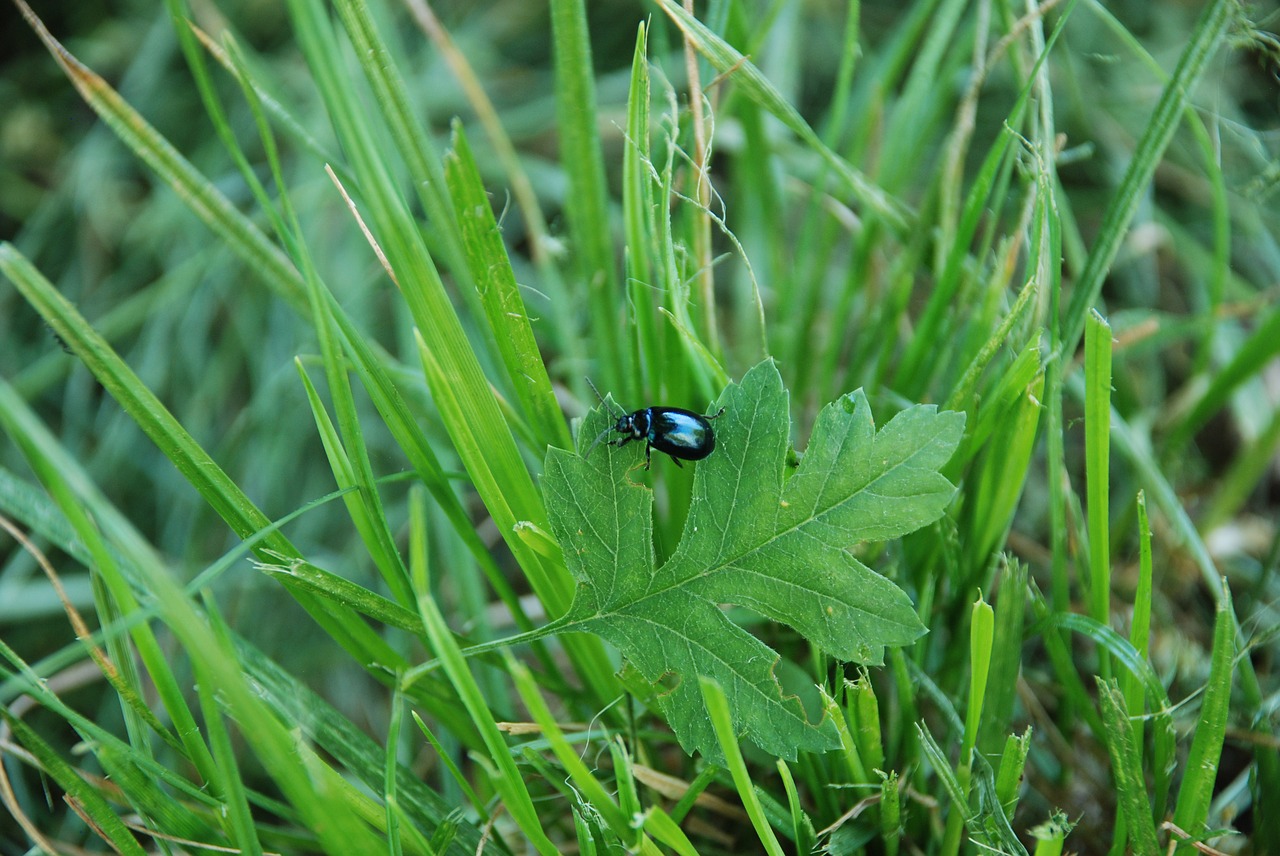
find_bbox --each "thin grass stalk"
[1170,579,1235,850]
[623,22,663,395]
[1083,311,1113,657]
[1097,679,1159,856]
[283,0,575,623]
[657,0,911,235]
[701,677,787,856]
[550,0,625,390]
[1060,0,1235,358]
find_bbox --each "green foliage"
[544,360,963,759]
[2,0,1277,852]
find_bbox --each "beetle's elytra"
[584,378,724,470]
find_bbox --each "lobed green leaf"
[543,360,963,760]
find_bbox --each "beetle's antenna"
[583,377,622,460]
[584,377,623,418]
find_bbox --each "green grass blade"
[623,21,663,395]
[285,0,569,614]
[1077,0,1233,374]
[824,684,867,784]
[1120,492,1154,778]
[700,677,786,856]
[981,560,1027,754]
[257,94,417,613]
[180,11,353,187]
[0,244,403,669]
[896,1,1076,394]
[1078,380,1221,592]
[1043,612,1170,710]
[1060,0,1235,357]
[413,590,559,854]
[963,595,994,760]
[655,0,910,235]
[13,0,493,618]
[506,655,626,832]
[294,355,412,608]
[0,706,150,855]
[995,729,1031,818]
[0,379,219,776]
[326,295,539,636]
[958,343,1044,571]
[609,737,643,848]
[1,397,389,852]
[1097,678,1159,856]
[550,0,623,385]
[235,637,484,847]
[94,743,229,849]
[13,0,305,313]
[330,0,470,284]
[641,806,700,856]
[257,553,423,634]
[403,0,578,361]
[412,331,568,615]
[847,673,885,778]
[383,688,405,856]
[161,0,284,235]
[0,644,225,812]
[1170,578,1236,849]
[1045,355,1071,614]
[1032,583,1106,728]
[877,0,971,195]
[777,759,816,856]
[0,246,266,551]
[1166,304,1280,453]
[917,722,968,828]
[193,609,266,856]
[942,279,1040,416]
[410,712,488,826]
[1084,311,1113,633]
[444,122,571,451]
[280,0,623,717]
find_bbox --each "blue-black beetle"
[585,379,725,470]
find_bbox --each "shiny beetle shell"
[585,380,724,469]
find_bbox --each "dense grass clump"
[2,1,1278,853]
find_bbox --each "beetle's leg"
[585,427,616,459]
[669,455,684,468]
[706,407,725,420]
[643,444,653,470]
